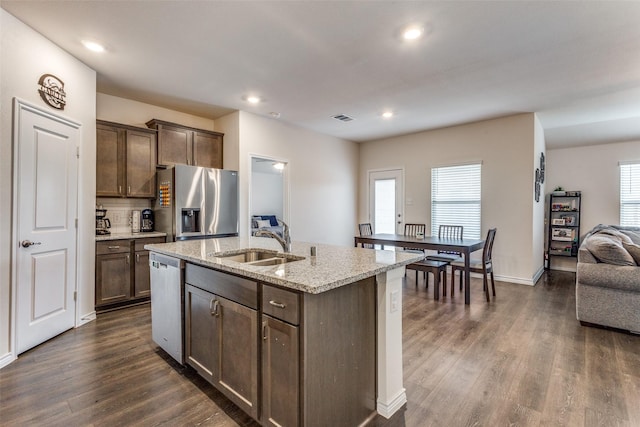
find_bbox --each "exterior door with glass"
[368,169,404,235]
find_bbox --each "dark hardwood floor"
[1,271,639,426]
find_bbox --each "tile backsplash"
[97,198,152,233]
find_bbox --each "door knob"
[21,240,41,248]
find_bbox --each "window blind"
[620,162,640,226]
[431,163,482,239]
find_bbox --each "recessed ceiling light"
[246,96,261,104]
[382,111,394,119]
[82,40,105,52]
[402,25,424,41]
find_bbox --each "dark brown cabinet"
[180,263,375,427]
[184,266,258,419]
[96,120,157,198]
[96,240,131,306]
[261,315,299,427]
[146,119,223,168]
[96,236,165,310]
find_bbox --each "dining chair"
[451,228,497,302]
[358,223,374,249]
[403,223,426,252]
[403,223,427,278]
[425,225,464,262]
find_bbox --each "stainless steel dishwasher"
[150,252,184,364]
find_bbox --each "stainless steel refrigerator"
[155,165,238,241]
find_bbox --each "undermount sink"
[216,250,305,266]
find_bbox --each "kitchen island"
[146,236,423,426]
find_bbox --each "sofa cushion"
[585,234,636,266]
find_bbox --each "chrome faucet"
[255,220,291,253]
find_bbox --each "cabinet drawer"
[262,284,299,326]
[185,263,258,309]
[96,240,131,255]
[134,236,165,251]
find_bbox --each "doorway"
[12,99,80,355]
[369,169,404,235]
[249,156,289,233]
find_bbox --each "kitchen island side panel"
[301,276,377,426]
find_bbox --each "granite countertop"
[145,236,424,294]
[96,231,167,242]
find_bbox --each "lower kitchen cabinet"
[184,266,259,420]
[261,315,299,427]
[96,236,165,310]
[179,263,375,427]
[96,241,131,306]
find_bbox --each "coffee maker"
[141,209,154,232]
[96,208,111,235]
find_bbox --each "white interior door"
[14,99,80,355]
[369,169,403,234]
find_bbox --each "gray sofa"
[576,224,640,333]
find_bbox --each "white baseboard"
[0,352,16,369]
[77,311,96,327]
[377,388,407,419]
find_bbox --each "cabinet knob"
[262,321,268,341]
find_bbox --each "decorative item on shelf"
[552,218,566,225]
[561,214,576,225]
[552,186,565,196]
[552,228,574,241]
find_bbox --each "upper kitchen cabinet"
[96,120,157,198]
[146,119,223,169]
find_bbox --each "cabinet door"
[126,130,157,197]
[185,284,218,383]
[218,296,259,419]
[193,131,223,169]
[157,126,191,166]
[96,123,124,197]
[96,253,131,306]
[134,250,151,298]
[262,315,299,427]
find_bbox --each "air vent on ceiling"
[332,114,355,122]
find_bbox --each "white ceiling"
[3,1,640,149]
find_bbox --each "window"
[431,163,481,239]
[620,162,640,226]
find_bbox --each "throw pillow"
[595,228,633,245]
[585,234,636,266]
[256,219,271,228]
[262,215,278,226]
[619,230,640,245]
[622,241,640,265]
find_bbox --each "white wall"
[359,113,540,285]
[546,139,640,271]
[97,93,215,130]
[532,116,547,282]
[251,172,284,219]
[1,10,97,365]
[232,111,359,246]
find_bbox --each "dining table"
[354,233,485,304]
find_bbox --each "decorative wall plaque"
[534,152,545,202]
[37,74,66,110]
